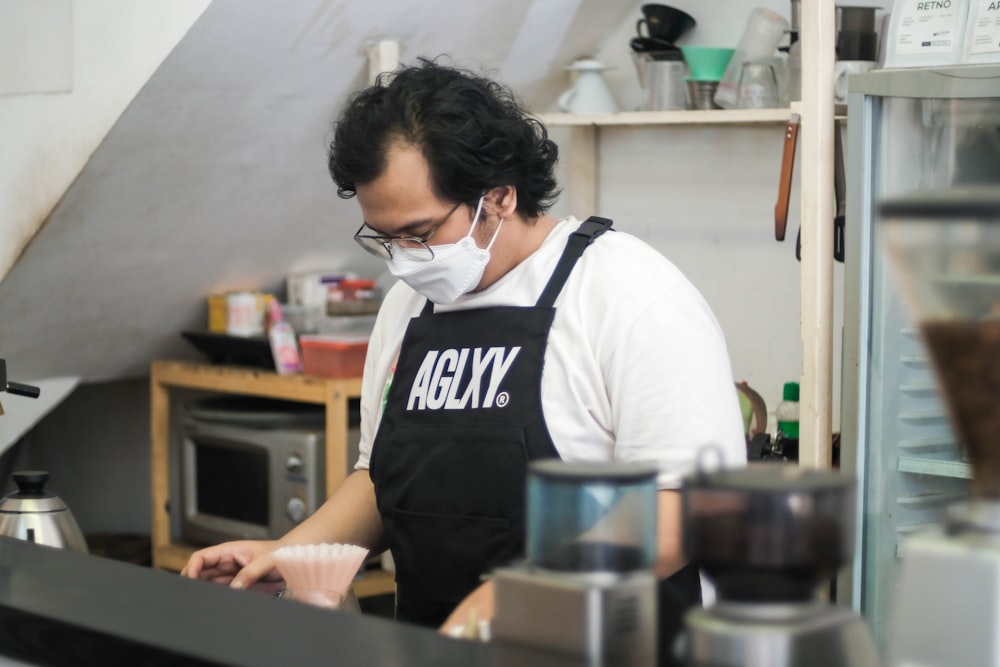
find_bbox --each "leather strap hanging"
[774,113,801,242]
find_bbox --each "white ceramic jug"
[558,59,620,114]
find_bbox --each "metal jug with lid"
[0,471,88,553]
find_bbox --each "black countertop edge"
[0,536,580,666]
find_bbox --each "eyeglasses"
[353,201,464,262]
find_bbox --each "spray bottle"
[268,300,301,375]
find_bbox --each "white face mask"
[387,197,503,304]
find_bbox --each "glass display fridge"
[840,64,1000,652]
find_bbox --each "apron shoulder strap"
[418,216,614,314]
[535,216,614,308]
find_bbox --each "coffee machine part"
[0,471,88,553]
[682,463,854,602]
[679,463,879,667]
[525,460,657,572]
[492,460,659,666]
[879,188,1000,492]
[836,5,880,61]
[0,358,41,417]
[891,502,1000,666]
[878,187,1000,667]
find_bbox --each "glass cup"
[736,61,780,109]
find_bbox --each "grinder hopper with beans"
[679,462,878,667]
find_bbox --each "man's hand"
[180,540,284,594]
[439,579,495,639]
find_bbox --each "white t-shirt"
[356,216,746,489]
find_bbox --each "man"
[182,57,745,647]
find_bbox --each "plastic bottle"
[267,300,302,376]
[774,381,800,462]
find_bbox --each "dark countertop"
[0,536,580,666]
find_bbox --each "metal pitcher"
[0,471,88,553]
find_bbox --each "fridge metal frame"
[841,63,1000,649]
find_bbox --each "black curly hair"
[328,57,560,219]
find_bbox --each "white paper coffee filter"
[272,543,370,597]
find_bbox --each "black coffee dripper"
[632,4,696,61]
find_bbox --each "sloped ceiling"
[0,0,635,384]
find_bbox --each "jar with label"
[226,291,266,337]
[326,278,381,316]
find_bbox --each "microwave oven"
[179,401,327,546]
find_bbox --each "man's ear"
[484,185,518,219]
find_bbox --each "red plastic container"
[299,335,368,379]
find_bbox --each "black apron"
[368,217,701,650]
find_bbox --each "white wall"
[0,0,208,532]
[1,0,892,534]
[0,0,638,387]
[0,0,210,280]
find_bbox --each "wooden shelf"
[150,360,361,404]
[897,456,973,480]
[353,568,397,599]
[537,105,848,128]
[154,542,201,573]
[789,101,849,120]
[536,107,792,127]
[148,361,393,599]
[538,107,796,219]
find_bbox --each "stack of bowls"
[680,46,735,110]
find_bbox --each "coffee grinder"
[877,188,1000,667]
[679,462,880,667]
[492,460,659,666]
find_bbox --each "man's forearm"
[656,490,688,579]
[280,469,387,553]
